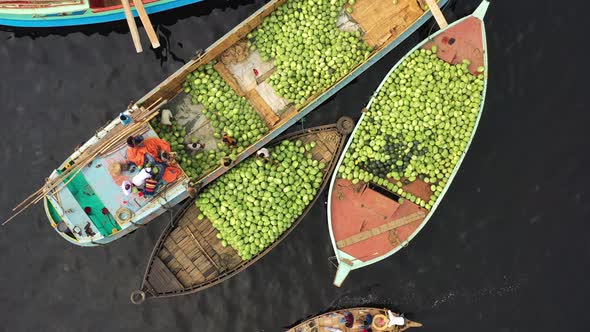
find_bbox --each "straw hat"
[108,163,122,176]
[371,314,389,331]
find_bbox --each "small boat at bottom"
[131,121,352,303]
[287,307,421,332]
[328,1,490,286]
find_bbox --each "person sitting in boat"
[387,311,405,327]
[361,313,373,330]
[256,147,271,162]
[126,135,181,183]
[338,311,354,328]
[132,167,153,187]
[186,142,205,155]
[222,133,237,148]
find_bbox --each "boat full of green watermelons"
[132,120,353,302]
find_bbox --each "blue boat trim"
[0,0,205,28]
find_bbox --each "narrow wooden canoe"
[131,122,352,302]
[327,1,490,286]
[287,307,421,332]
[25,0,449,246]
[0,0,205,28]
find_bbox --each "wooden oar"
[132,0,160,49]
[424,0,448,29]
[121,0,143,53]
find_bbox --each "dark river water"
[1,0,589,331]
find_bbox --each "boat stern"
[44,196,96,247]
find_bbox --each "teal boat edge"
[0,0,204,28]
[327,0,490,285]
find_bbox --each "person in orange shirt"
[126,135,181,183]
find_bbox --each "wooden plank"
[132,0,161,49]
[214,61,245,96]
[176,270,192,285]
[349,0,424,48]
[175,250,194,271]
[246,89,280,127]
[424,0,448,29]
[336,211,426,248]
[120,0,142,53]
[167,258,182,273]
[255,66,276,84]
[147,257,185,292]
[183,227,222,271]
[188,268,206,284]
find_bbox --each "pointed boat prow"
[474,0,490,20]
[406,320,423,328]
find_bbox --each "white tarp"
[226,50,290,114]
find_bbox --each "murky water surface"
[0,0,588,331]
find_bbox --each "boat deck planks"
[144,257,184,293]
[349,0,426,48]
[152,203,242,289]
[336,211,425,248]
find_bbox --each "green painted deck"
[58,169,120,237]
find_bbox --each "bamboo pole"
[424,0,448,29]
[121,0,143,53]
[4,112,161,225]
[132,0,160,49]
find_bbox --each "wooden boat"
[287,307,421,332]
[131,122,351,303]
[327,1,490,286]
[6,0,448,246]
[0,0,206,28]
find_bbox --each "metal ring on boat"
[115,207,133,225]
[336,116,355,135]
[130,290,146,304]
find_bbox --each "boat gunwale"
[327,0,490,272]
[137,123,349,299]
